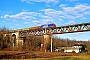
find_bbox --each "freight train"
[29,23,56,31]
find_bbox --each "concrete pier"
[42,34,51,52]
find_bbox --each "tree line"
[0,27,90,53]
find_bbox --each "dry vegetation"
[0,27,90,52]
[0,27,90,59]
[0,51,90,60]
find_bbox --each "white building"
[64,47,81,53]
[55,45,82,53]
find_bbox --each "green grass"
[2,56,90,60]
[26,56,90,60]
[24,53,90,60]
[1,51,90,60]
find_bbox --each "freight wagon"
[29,26,40,30]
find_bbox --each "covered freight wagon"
[29,26,40,30]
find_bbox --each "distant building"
[64,46,82,53]
[55,44,82,53]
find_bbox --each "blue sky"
[0,0,90,41]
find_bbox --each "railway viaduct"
[2,22,90,51]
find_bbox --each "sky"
[0,0,90,41]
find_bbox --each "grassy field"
[27,55,90,60]
[0,51,90,60]
[20,53,90,60]
[2,56,90,60]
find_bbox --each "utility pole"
[51,36,52,52]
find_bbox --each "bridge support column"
[42,34,51,52]
[15,31,24,50]
[16,39,23,50]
